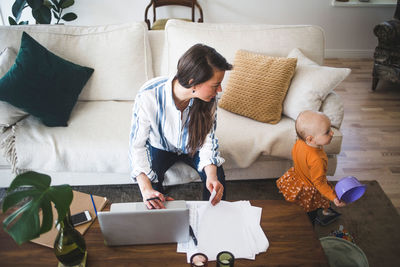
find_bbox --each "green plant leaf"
[2,188,41,212]
[32,5,51,24]
[8,16,18,25]
[61,12,77,21]
[47,185,73,225]
[58,0,66,7]
[51,3,60,12]
[3,201,32,227]
[49,0,59,6]
[7,171,51,192]
[52,10,60,20]
[43,0,52,8]
[61,0,74,9]
[27,0,44,10]
[19,21,29,25]
[3,201,41,245]
[11,0,27,20]
[2,172,72,245]
[39,198,53,234]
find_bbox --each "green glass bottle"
[53,211,87,266]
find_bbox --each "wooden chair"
[372,0,400,90]
[144,0,204,30]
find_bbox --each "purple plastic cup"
[335,176,366,203]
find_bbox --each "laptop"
[97,200,189,246]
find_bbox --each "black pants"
[149,145,226,200]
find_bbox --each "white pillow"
[0,48,28,128]
[283,48,350,121]
[0,22,153,100]
[287,48,319,66]
[320,91,344,129]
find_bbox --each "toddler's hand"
[334,197,346,207]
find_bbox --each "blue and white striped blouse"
[129,76,225,182]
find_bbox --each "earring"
[192,90,195,94]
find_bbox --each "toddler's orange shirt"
[292,139,337,201]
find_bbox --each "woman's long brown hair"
[175,44,232,156]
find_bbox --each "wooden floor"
[324,58,400,214]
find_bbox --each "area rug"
[1,179,399,266]
[313,180,400,267]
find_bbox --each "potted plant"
[2,171,87,266]
[8,0,78,25]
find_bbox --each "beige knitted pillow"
[219,50,297,124]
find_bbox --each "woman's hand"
[141,188,174,209]
[136,173,174,209]
[204,164,224,206]
[205,175,224,206]
[206,177,224,206]
[333,197,346,207]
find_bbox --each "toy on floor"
[329,225,355,243]
[335,176,367,203]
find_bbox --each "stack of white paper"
[177,199,269,263]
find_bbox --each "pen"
[90,194,97,216]
[189,225,198,246]
[146,197,161,201]
[146,195,169,202]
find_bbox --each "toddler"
[276,110,345,225]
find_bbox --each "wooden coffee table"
[0,200,328,266]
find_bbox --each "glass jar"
[190,252,208,267]
[216,251,235,267]
[54,211,87,266]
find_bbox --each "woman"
[129,44,232,209]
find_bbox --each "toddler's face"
[312,116,333,146]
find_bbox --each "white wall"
[0,0,396,58]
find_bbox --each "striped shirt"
[129,76,225,182]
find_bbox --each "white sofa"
[0,20,347,187]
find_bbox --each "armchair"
[372,0,400,90]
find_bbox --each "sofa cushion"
[164,20,325,87]
[13,101,132,173]
[216,109,342,170]
[0,48,15,77]
[0,22,153,101]
[0,47,28,128]
[148,31,167,77]
[8,100,200,185]
[0,32,94,127]
[9,101,342,178]
[219,50,297,123]
[11,102,270,172]
[283,48,350,122]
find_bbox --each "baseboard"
[325,49,374,59]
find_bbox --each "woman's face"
[193,70,225,102]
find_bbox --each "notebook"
[31,190,108,248]
[98,200,189,246]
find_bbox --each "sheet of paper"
[177,200,269,263]
[177,201,206,254]
[196,201,254,261]
[209,189,216,203]
[247,206,269,253]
